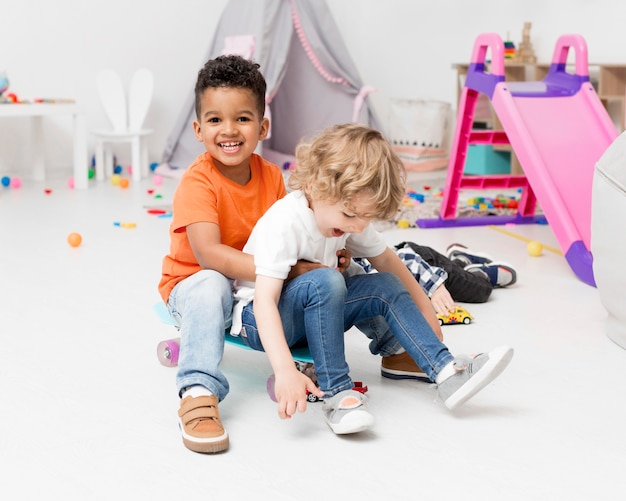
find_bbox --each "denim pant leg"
[240,267,353,397]
[345,272,454,381]
[397,242,493,303]
[167,270,233,400]
[354,316,403,357]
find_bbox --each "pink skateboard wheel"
[157,338,180,367]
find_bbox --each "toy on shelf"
[504,35,516,60]
[418,33,619,287]
[513,22,537,64]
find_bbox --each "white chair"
[93,68,153,182]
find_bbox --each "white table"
[0,102,88,189]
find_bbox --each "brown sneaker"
[177,395,229,453]
[381,352,430,382]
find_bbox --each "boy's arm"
[287,248,352,280]
[368,247,444,340]
[187,221,258,282]
[430,285,455,316]
[253,275,323,418]
[187,223,351,282]
[395,247,447,296]
[394,247,454,315]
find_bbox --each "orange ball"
[67,232,82,247]
[119,177,130,189]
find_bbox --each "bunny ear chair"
[93,68,154,182]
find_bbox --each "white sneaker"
[437,346,514,410]
[322,389,374,434]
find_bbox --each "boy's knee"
[193,270,229,291]
[373,271,404,289]
[183,270,232,307]
[307,267,346,296]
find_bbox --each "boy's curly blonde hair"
[288,123,406,221]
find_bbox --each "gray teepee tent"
[161,0,381,170]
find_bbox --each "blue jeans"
[166,269,234,401]
[240,268,454,397]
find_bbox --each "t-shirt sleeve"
[249,218,299,280]
[171,169,217,234]
[242,197,303,280]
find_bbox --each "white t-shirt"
[230,190,388,334]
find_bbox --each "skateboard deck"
[154,301,313,367]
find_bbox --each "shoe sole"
[182,435,229,454]
[465,262,517,288]
[178,422,229,453]
[327,410,374,435]
[444,346,514,411]
[381,368,430,383]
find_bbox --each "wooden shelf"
[453,62,626,173]
[598,65,626,96]
[455,62,626,127]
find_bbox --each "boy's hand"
[335,248,352,273]
[287,260,322,281]
[430,284,455,316]
[286,248,351,280]
[274,369,324,419]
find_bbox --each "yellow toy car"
[437,306,473,326]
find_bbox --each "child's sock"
[181,385,213,399]
[435,361,457,384]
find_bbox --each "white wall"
[1,0,625,177]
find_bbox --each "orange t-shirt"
[158,152,287,303]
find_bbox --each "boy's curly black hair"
[194,54,267,120]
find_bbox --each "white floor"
[1,171,624,501]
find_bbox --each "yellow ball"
[397,219,410,229]
[527,240,543,257]
[111,174,121,186]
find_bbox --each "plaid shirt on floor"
[353,243,447,297]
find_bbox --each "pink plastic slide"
[420,33,618,286]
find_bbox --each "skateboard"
[154,301,313,366]
[154,302,367,402]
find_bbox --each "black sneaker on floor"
[446,243,494,266]
[465,262,517,287]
